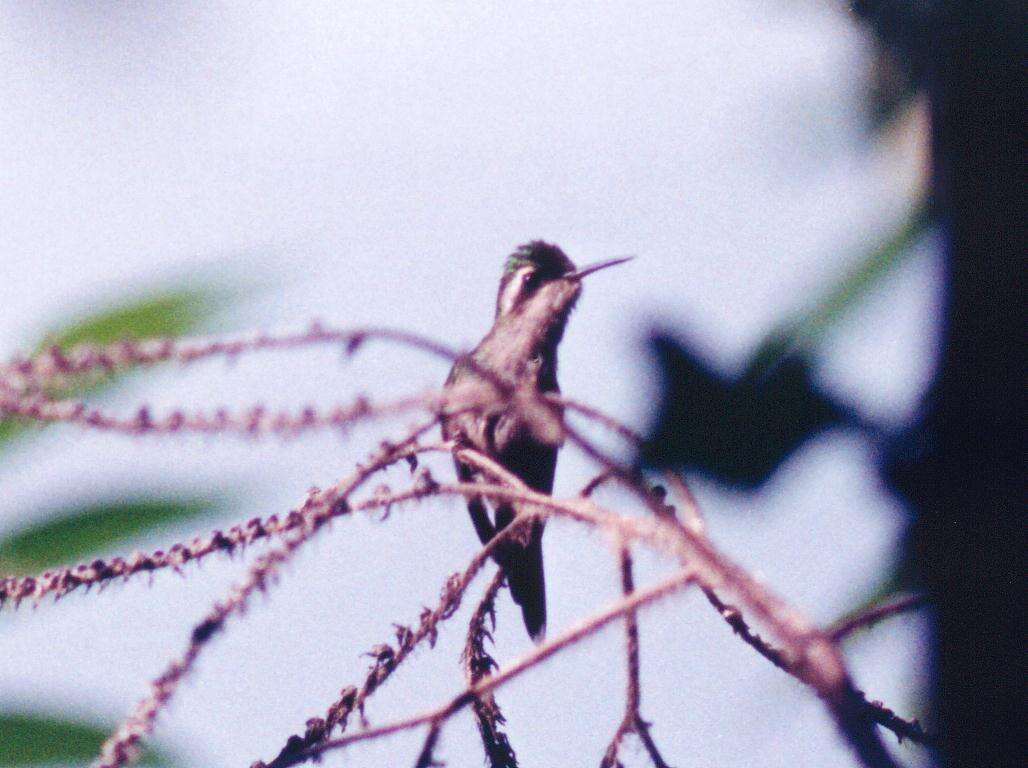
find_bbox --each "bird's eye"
[523,270,542,292]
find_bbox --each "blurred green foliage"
[0,282,234,766]
[0,496,224,575]
[40,288,224,351]
[0,285,229,456]
[749,201,929,377]
[0,712,169,766]
[644,202,932,624]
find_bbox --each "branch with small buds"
[0,323,462,392]
[462,571,518,768]
[93,422,438,768]
[0,326,933,767]
[0,442,447,609]
[828,593,928,642]
[300,569,699,763]
[0,389,436,439]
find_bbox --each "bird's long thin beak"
[569,255,635,280]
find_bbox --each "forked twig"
[253,452,533,768]
[300,569,698,761]
[600,546,672,768]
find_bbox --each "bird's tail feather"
[498,521,547,642]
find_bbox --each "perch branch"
[3,325,926,764]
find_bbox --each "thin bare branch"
[620,548,641,716]
[600,546,672,768]
[554,395,645,444]
[413,722,443,768]
[859,695,936,747]
[828,593,928,642]
[701,586,791,673]
[579,470,615,498]
[700,586,935,746]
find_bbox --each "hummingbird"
[441,241,631,641]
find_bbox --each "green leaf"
[0,496,224,575]
[748,202,930,377]
[0,284,232,455]
[40,287,226,352]
[0,711,170,766]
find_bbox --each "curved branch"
[0,389,435,439]
[0,323,463,391]
[829,594,928,642]
[0,443,452,609]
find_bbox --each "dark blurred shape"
[850,0,930,127]
[640,200,926,490]
[887,2,1025,767]
[642,3,1025,767]
[640,334,856,489]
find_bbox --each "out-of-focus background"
[0,3,936,766]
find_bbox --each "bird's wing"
[453,456,495,545]
[442,356,497,546]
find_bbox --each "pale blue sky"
[0,3,936,766]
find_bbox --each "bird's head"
[494,241,631,328]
